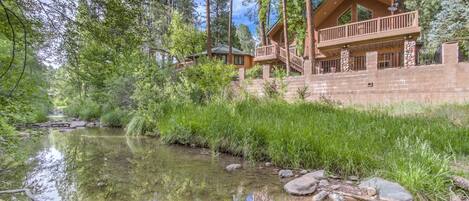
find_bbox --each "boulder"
[309,170,326,180]
[359,177,413,201]
[225,164,242,172]
[318,179,330,187]
[70,121,87,128]
[300,169,308,175]
[278,169,294,178]
[283,173,319,196]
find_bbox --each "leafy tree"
[168,12,206,62]
[237,24,255,54]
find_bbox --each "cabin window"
[337,8,352,25]
[234,55,244,65]
[215,55,227,64]
[357,4,373,21]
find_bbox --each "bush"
[126,114,150,136]
[156,98,469,198]
[100,108,129,127]
[64,99,102,121]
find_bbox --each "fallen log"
[0,188,36,201]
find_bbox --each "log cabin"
[254,0,421,75]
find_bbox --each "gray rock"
[70,121,87,128]
[265,162,272,167]
[278,169,294,178]
[299,169,308,175]
[348,176,359,181]
[452,176,469,191]
[318,179,330,187]
[283,173,319,196]
[309,170,326,180]
[328,193,345,201]
[225,164,242,172]
[359,177,413,201]
[312,191,329,201]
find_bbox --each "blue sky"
[194,0,258,34]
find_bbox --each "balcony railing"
[255,44,278,57]
[318,11,419,43]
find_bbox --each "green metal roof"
[190,44,253,57]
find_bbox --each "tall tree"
[206,0,212,58]
[258,0,269,46]
[281,0,290,74]
[237,24,255,54]
[228,0,233,64]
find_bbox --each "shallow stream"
[1,128,298,201]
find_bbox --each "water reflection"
[18,128,287,201]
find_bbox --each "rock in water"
[70,121,87,128]
[300,169,308,175]
[283,173,319,195]
[278,169,294,178]
[452,176,469,191]
[225,164,242,172]
[359,177,413,201]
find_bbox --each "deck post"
[238,67,245,81]
[366,51,378,71]
[262,64,271,80]
[304,60,312,79]
[442,42,459,64]
[341,47,351,72]
[404,39,417,67]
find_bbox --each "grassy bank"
[155,99,469,199]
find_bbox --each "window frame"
[337,7,352,26]
[234,55,244,65]
[357,4,373,22]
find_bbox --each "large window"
[234,55,244,65]
[338,8,352,25]
[357,4,373,21]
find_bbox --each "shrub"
[64,99,102,121]
[126,114,150,135]
[245,65,262,79]
[100,108,128,127]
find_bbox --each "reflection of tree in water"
[46,129,284,201]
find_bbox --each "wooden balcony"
[254,44,279,62]
[318,11,420,48]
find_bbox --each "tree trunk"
[228,0,233,64]
[206,0,212,58]
[281,0,290,75]
[258,0,267,46]
[306,0,315,61]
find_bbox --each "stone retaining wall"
[238,42,469,105]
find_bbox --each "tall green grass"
[156,99,469,199]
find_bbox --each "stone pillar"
[262,64,271,80]
[303,60,312,79]
[366,51,378,71]
[238,67,245,81]
[404,39,416,67]
[341,48,351,72]
[442,42,459,64]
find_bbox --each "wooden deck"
[318,11,420,48]
[254,44,305,73]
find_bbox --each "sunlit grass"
[155,98,469,199]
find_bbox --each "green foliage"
[64,99,101,121]
[183,59,236,103]
[168,12,206,62]
[236,24,255,54]
[245,65,262,79]
[156,98,468,198]
[262,67,287,99]
[126,114,150,136]
[100,108,129,127]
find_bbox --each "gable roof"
[190,44,253,58]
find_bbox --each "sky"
[194,0,258,34]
